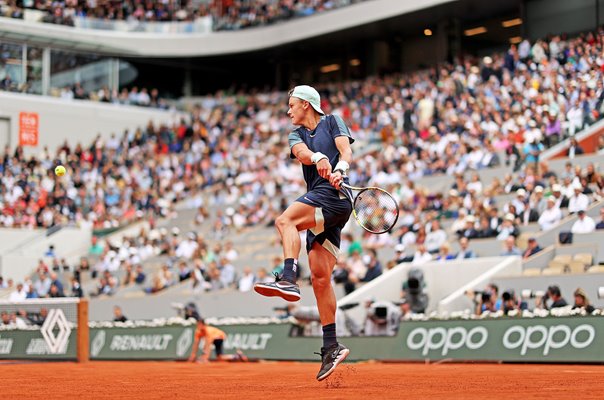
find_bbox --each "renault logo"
[40,309,71,354]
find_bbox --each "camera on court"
[465,290,491,303]
[401,268,429,314]
[520,289,546,299]
[367,305,389,324]
[172,302,201,320]
[502,290,516,302]
[363,299,401,336]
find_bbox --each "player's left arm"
[329,136,353,188]
[334,136,352,165]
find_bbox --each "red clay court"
[3,361,603,399]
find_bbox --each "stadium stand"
[6,13,604,400]
[0,0,370,31]
[1,5,604,328]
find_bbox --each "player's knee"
[311,269,330,289]
[275,214,291,232]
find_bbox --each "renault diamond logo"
[40,309,71,354]
[91,330,106,357]
[176,329,193,357]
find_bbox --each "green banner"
[3,316,600,362]
[88,317,604,362]
[89,324,288,360]
[396,316,604,362]
[0,329,77,360]
[90,326,195,360]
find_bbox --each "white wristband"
[334,160,349,175]
[311,152,328,164]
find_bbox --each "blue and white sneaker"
[253,273,301,302]
[315,343,350,381]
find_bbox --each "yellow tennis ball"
[54,165,66,177]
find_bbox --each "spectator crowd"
[0,0,369,31]
[56,84,169,109]
[0,25,603,316]
[1,256,81,304]
[470,283,597,317]
[0,306,52,329]
[84,226,283,297]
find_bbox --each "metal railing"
[72,16,213,34]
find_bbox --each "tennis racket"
[339,182,399,234]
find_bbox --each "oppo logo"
[406,323,596,357]
[503,324,595,356]
[406,326,488,356]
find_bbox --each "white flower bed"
[0,322,77,331]
[87,316,295,329]
[402,306,602,322]
[2,310,600,331]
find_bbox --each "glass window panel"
[0,42,24,92]
[50,49,108,99]
[25,45,44,95]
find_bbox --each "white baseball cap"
[289,85,324,115]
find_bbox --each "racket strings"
[353,189,399,233]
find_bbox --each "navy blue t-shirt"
[288,114,354,191]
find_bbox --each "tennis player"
[254,85,353,381]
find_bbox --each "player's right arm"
[289,131,331,179]
[291,142,314,165]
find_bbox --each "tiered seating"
[1,27,604,320]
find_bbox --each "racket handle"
[327,173,362,191]
[326,172,350,190]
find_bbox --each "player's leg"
[213,339,224,361]
[275,201,317,281]
[254,200,316,302]
[233,349,248,362]
[212,337,248,362]
[309,242,337,327]
[309,242,349,381]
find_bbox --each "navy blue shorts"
[213,339,223,356]
[296,186,352,258]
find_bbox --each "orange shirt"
[195,325,226,341]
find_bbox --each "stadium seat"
[552,254,572,267]
[516,233,531,250]
[573,253,593,267]
[547,260,566,270]
[541,266,564,275]
[586,266,604,273]
[522,268,541,276]
[566,261,586,274]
